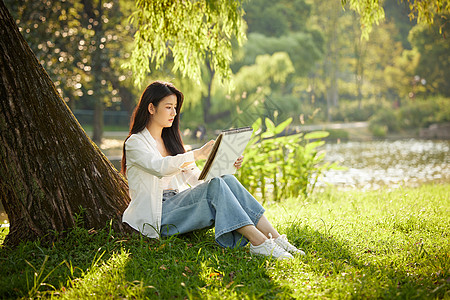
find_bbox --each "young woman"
[121,81,304,260]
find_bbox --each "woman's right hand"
[194,140,215,160]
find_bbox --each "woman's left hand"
[234,155,244,170]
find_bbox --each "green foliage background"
[4,0,449,135]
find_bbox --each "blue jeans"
[161,175,265,248]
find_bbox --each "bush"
[398,97,450,129]
[326,129,350,140]
[370,124,388,137]
[236,117,340,203]
[332,98,391,122]
[367,97,450,136]
[369,109,401,134]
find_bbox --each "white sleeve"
[180,162,204,187]
[125,135,195,178]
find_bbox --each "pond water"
[1,139,448,226]
[318,139,450,190]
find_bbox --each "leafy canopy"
[342,0,450,39]
[124,0,246,87]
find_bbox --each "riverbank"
[1,183,448,299]
[1,138,448,226]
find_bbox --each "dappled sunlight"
[0,184,448,298]
[194,249,296,298]
[99,138,124,151]
[264,185,450,298]
[55,249,147,299]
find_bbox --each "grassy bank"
[0,184,449,299]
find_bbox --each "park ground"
[0,183,449,299]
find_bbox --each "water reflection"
[319,139,450,189]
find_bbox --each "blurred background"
[2,0,449,206]
[5,0,449,140]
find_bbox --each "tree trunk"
[201,60,230,124]
[353,13,366,111]
[0,0,131,247]
[324,1,340,122]
[92,100,104,145]
[85,0,105,145]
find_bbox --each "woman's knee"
[210,176,225,185]
[208,176,227,191]
[221,174,239,185]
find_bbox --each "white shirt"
[161,175,175,190]
[122,128,203,238]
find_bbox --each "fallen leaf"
[225,281,235,288]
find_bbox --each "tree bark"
[84,0,105,145]
[353,13,366,111]
[0,0,131,247]
[201,60,230,124]
[323,1,340,122]
[92,100,104,145]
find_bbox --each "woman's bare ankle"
[236,225,267,246]
[250,236,267,246]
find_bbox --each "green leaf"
[265,118,275,133]
[261,131,275,139]
[274,117,292,135]
[304,131,330,140]
[128,0,246,86]
[251,118,262,134]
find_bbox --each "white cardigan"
[122,128,203,238]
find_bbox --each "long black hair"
[121,81,185,175]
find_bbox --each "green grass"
[0,184,449,299]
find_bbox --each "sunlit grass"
[265,184,450,298]
[0,183,448,299]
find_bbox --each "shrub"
[369,124,388,137]
[236,117,340,203]
[369,109,400,134]
[332,98,391,122]
[326,129,349,140]
[399,97,450,129]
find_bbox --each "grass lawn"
[0,184,449,299]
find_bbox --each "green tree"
[384,49,421,102]
[0,0,131,247]
[349,21,405,103]
[383,0,416,49]
[309,0,346,121]
[229,52,295,128]
[243,0,311,36]
[0,0,247,246]
[189,0,323,126]
[126,0,246,86]
[342,0,450,39]
[232,33,323,78]
[228,0,324,123]
[6,0,136,144]
[408,19,450,96]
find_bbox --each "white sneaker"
[274,234,306,256]
[249,238,294,260]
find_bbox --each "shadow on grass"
[121,229,294,299]
[283,223,448,299]
[0,225,293,299]
[2,220,446,299]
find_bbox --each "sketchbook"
[198,126,253,181]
